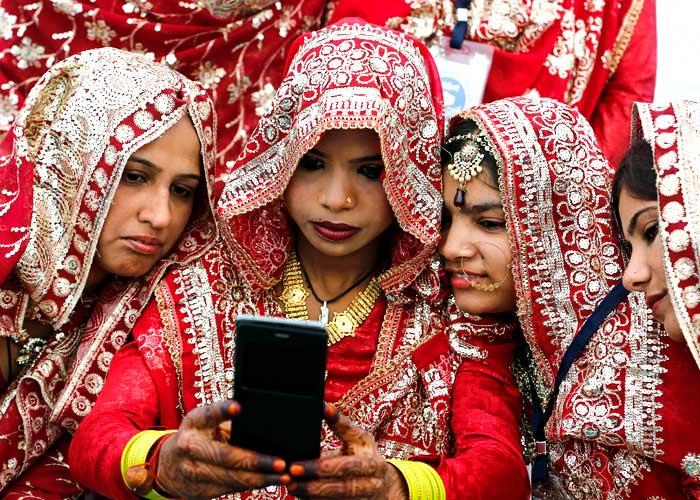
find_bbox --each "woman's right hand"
[156,399,289,499]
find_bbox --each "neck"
[296,236,382,301]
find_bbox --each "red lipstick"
[312,221,360,242]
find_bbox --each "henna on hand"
[155,400,289,499]
[287,404,407,499]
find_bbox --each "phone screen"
[239,338,324,397]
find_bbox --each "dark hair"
[611,140,656,226]
[442,118,499,187]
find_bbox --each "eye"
[643,222,659,244]
[171,183,196,200]
[298,155,324,171]
[358,163,383,181]
[478,219,506,231]
[122,169,148,185]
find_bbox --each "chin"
[663,320,685,343]
[103,258,157,279]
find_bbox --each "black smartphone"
[229,314,328,462]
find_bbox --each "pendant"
[453,188,466,207]
[319,301,329,325]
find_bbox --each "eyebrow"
[458,202,504,214]
[128,156,201,182]
[307,149,383,164]
[349,154,383,164]
[626,206,657,237]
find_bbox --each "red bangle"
[148,433,176,498]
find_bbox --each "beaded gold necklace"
[280,252,382,345]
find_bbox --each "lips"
[446,266,488,290]
[122,235,163,255]
[312,221,360,242]
[646,291,668,317]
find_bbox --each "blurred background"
[655,0,700,101]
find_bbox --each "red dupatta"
[0,47,217,488]
[456,97,700,498]
[632,101,700,371]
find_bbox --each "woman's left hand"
[286,404,408,499]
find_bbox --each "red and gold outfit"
[460,97,700,498]
[69,20,530,500]
[0,0,326,177]
[0,48,218,497]
[632,99,700,495]
[327,0,656,165]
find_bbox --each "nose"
[622,248,651,292]
[137,188,173,230]
[439,221,479,262]
[319,170,355,212]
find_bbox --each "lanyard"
[530,282,630,482]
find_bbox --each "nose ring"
[345,196,353,205]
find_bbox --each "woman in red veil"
[0,47,218,497]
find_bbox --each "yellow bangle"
[386,459,446,500]
[120,430,177,500]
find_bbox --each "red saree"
[632,100,700,494]
[69,20,529,499]
[459,97,700,498]
[0,48,217,496]
[0,0,326,178]
[327,0,656,165]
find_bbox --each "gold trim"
[607,0,645,77]
[155,285,185,416]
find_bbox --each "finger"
[288,477,384,498]
[215,421,232,442]
[182,400,241,431]
[323,405,375,453]
[176,460,289,492]
[289,455,385,480]
[174,432,286,473]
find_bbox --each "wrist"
[385,461,410,500]
[385,459,446,500]
[121,430,177,499]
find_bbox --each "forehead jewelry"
[445,130,494,207]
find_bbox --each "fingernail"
[324,404,340,424]
[289,464,305,476]
[272,459,286,472]
[227,401,240,415]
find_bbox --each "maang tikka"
[445,129,493,207]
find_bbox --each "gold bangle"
[120,430,177,499]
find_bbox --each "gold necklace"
[281,252,382,345]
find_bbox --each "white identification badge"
[430,36,494,121]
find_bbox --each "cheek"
[283,176,312,224]
[365,187,394,230]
